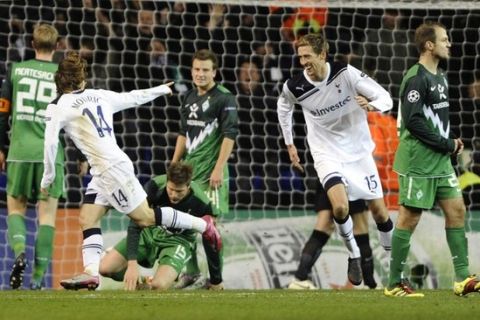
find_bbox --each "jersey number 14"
[82,105,112,137]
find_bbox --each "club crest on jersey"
[189,103,199,119]
[335,83,341,93]
[438,84,447,99]
[202,100,210,112]
[407,90,420,103]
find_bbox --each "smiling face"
[297,45,327,82]
[191,58,216,93]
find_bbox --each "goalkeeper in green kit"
[100,162,223,290]
[0,24,87,289]
[171,49,238,288]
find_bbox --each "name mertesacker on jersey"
[309,96,351,117]
[14,67,54,80]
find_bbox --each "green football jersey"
[146,175,218,243]
[0,59,64,163]
[394,63,456,177]
[179,84,238,183]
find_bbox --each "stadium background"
[0,0,479,290]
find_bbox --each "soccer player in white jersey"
[277,33,394,286]
[40,52,222,290]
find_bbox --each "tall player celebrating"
[277,33,394,286]
[41,52,221,290]
[385,21,480,298]
[0,24,87,290]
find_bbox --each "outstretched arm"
[107,82,174,114]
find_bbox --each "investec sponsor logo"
[310,96,351,117]
[247,226,308,288]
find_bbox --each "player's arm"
[171,94,190,163]
[124,219,143,291]
[277,82,303,172]
[210,95,238,187]
[350,65,393,112]
[171,135,186,163]
[0,69,13,170]
[103,82,174,114]
[40,103,63,192]
[401,76,456,154]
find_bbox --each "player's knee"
[98,263,111,278]
[132,218,151,228]
[78,214,98,229]
[150,278,172,290]
[332,203,348,219]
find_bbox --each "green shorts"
[115,230,193,275]
[7,162,65,200]
[198,181,229,215]
[398,173,462,209]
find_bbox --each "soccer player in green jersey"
[0,24,87,290]
[99,162,223,290]
[171,49,238,287]
[385,21,480,297]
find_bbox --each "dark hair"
[55,51,87,94]
[192,49,218,70]
[296,33,329,55]
[415,21,446,54]
[167,162,193,186]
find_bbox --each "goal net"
[0,0,479,290]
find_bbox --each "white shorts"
[84,162,147,214]
[313,156,383,201]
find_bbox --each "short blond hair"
[32,24,58,53]
[296,33,329,55]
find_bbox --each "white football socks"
[82,234,103,276]
[334,216,361,258]
[159,207,207,233]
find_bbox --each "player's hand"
[163,81,175,96]
[78,160,89,176]
[206,281,224,291]
[123,261,140,291]
[0,150,5,171]
[287,144,304,173]
[453,138,464,155]
[355,95,375,111]
[40,187,49,196]
[209,167,223,189]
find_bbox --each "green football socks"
[388,228,412,288]
[7,214,27,257]
[446,227,470,281]
[32,225,55,284]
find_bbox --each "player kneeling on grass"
[99,162,223,290]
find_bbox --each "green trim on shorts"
[398,173,462,209]
[6,162,65,200]
[196,181,229,215]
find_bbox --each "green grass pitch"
[0,290,479,320]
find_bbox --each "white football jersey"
[277,62,392,162]
[41,85,171,189]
